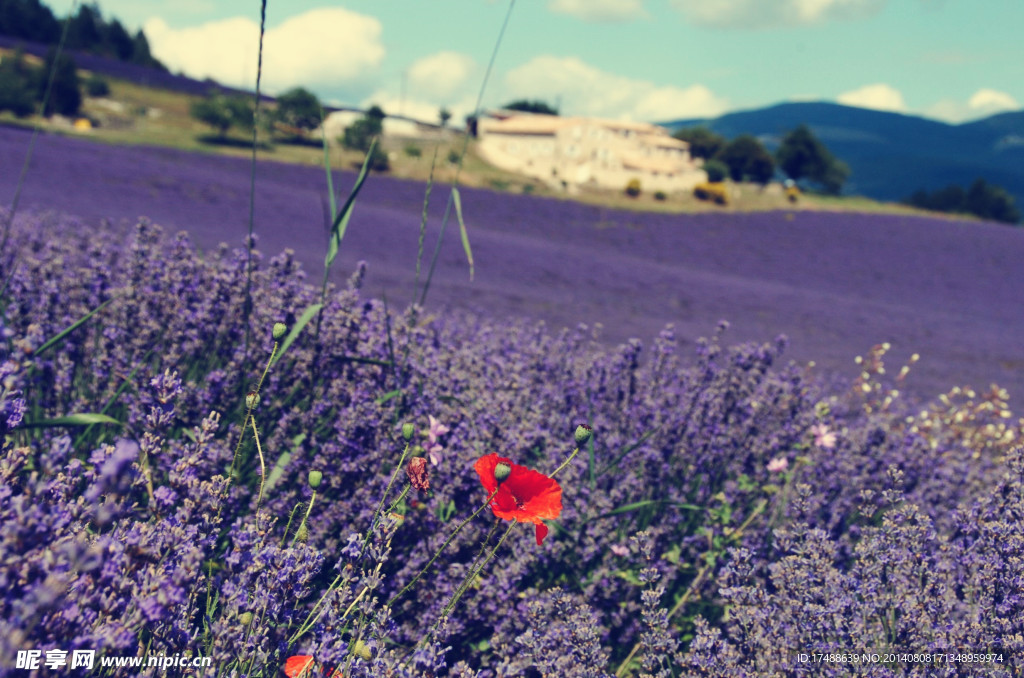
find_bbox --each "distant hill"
[662,102,1024,208]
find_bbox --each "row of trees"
[0,48,83,117]
[674,124,850,194]
[0,1,164,70]
[188,87,391,170]
[905,179,1020,224]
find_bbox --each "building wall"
[477,116,707,193]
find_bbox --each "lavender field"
[2,122,1024,677]
[2,125,1022,401]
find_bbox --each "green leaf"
[320,107,338,222]
[614,569,643,586]
[325,137,377,271]
[34,298,113,357]
[588,499,702,522]
[272,302,322,366]
[375,389,403,405]
[264,450,291,494]
[596,427,659,479]
[451,186,474,281]
[23,413,121,428]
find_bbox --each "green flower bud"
[308,470,322,489]
[295,523,309,543]
[574,424,593,445]
[238,611,253,627]
[411,445,424,455]
[245,391,260,410]
[402,422,415,440]
[352,640,372,661]
[272,322,288,340]
[494,462,511,483]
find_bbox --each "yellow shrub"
[694,182,729,205]
[625,178,642,197]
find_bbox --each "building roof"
[479,114,570,135]
[637,135,690,150]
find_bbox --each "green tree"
[66,3,103,51]
[502,99,559,115]
[341,105,389,171]
[190,92,253,138]
[274,86,321,136]
[965,178,1020,224]
[0,0,60,42]
[341,105,385,152]
[701,158,729,183]
[130,29,166,70]
[673,126,726,160]
[776,124,848,194]
[104,18,135,61]
[39,49,81,117]
[439,106,452,127]
[715,134,775,185]
[0,49,37,117]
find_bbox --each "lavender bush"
[1,207,1022,677]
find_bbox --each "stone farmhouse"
[476,112,706,193]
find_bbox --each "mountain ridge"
[660,102,1024,208]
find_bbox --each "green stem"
[387,491,497,608]
[549,445,580,479]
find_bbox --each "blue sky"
[70,0,1024,125]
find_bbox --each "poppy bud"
[308,471,322,489]
[494,462,511,482]
[246,391,260,410]
[574,424,593,445]
[295,523,309,543]
[272,322,288,340]
[239,611,253,626]
[402,422,415,440]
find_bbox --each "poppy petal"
[285,656,316,678]
[535,522,549,545]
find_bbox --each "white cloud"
[548,0,648,22]
[923,88,1020,123]
[836,83,907,113]
[501,56,729,121]
[670,0,884,28]
[353,51,480,126]
[407,51,477,101]
[143,8,385,93]
[968,88,1019,113]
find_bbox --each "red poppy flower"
[474,453,562,545]
[284,656,342,678]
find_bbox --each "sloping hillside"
[664,102,1024,207]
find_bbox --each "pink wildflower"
[426,415,449,465]
[811,423,837,450]
[766,457,789,473]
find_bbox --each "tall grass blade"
[2,0,77,258]
[273,302,323,366]
[23,413,121,428]
[241,0,268,369]
[451,187,474,281]
[419,0,516,305]
[414,145,440,300]
[33,298,113,357]
[324,137,377,276]
[320,107,338,222]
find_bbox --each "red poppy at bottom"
[474,453,562,545]
[284,655,342,678]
